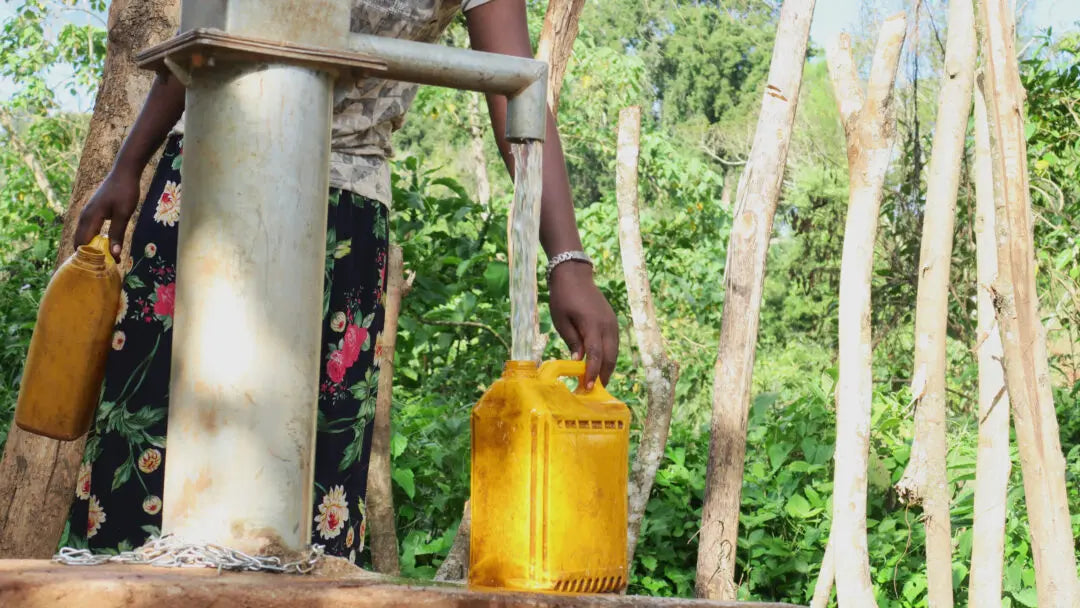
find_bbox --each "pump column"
[158,0,348,556]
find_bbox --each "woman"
[66,0,619,564]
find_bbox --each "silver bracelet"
[546,250,593,281]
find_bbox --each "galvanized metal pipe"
[348,33,548,142]
[160,0,347,557]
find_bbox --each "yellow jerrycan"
[15,235,122,440]
[469,359,630,594]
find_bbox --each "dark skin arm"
[466,0,618,388]
[74,71,186,260]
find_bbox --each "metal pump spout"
[348,33,548,143]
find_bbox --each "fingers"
[106,210,132,262]
[600,316,618,386]
[583,326,604,390]
[553,313,584,361]
[73,204,105,252]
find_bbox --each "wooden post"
[366,245,409,575]
[615,105,680,566]
[694,0,816,599]
[826,12,907,607]
[535,0,586,113]
[0,0,179,559]
[892,2,975,606]
[976,1,1080,604]
[967,79,1011,608]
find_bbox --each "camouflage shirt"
[173,0,492,208]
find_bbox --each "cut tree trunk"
[0,0,179,560]
[615,105,680,566]
[976,1,1080,604]
[966,79,1010,608]
[891,2,975,607]
[366,245,409,576]
[694,0,816,599]
[826,12,907,608]
[535,0,586,113]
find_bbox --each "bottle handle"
[537,359,605,395]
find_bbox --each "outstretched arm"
[74,71,186,260]
[465,0,618,387]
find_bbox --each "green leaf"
[392,467,416,499]
[390,433,407,458]
[125,274,145,289]
[783,493,813,519]
[483,261,509,295]
[112,460,132,490]
[1011,588,1039,607]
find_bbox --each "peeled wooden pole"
[366,245,407,575]
[694,0,816,599]
[891,2,976,606]
[967,80,1011,608]
[976,1,1080,604]
[827,13,907,608]
[615,105,680,566]
[0,0,180,559]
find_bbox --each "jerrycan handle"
[537,359,610,398]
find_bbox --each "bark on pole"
[891,2,976,607]
[535,0,586,113]
[0,0,179,559]
[967,79,1011,608]
[366,244,407,575]
[615,105,680,566]
[827,13,907,608]
[693,0,816,599]
[976,1,1080,604]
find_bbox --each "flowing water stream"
[508,141,543,362]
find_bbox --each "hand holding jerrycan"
[15,235,122,440]
[469,359,630,594]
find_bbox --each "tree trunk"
[976,1,1080,604]
[535,0,586,113]
[826,13,907,608]
[615,105,680,566]
[891,3,975,607]
[810,537,835,608]
[434,501,471,582]
[0,0,179,560]
[366,245,408,575]
[694,0,816,599]
[967,79,1010,608]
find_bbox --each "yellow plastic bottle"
[469,359,630,594]
[15,235,122,440]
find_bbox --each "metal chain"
[53,535,325,575]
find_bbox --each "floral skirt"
[65,133,388,565]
